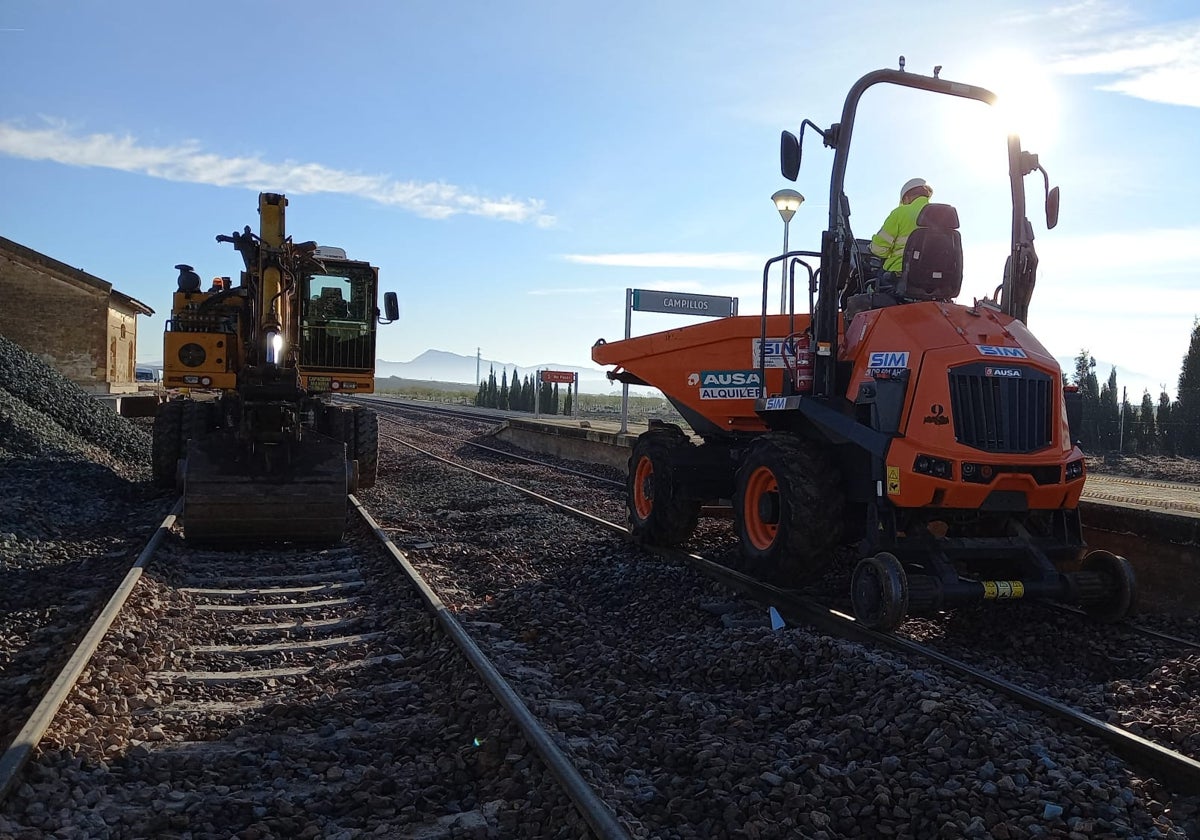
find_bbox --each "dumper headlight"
[914,454,953,480]
[1065,459,1085,481]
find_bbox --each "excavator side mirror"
[1045,186,1060,230]
[781,131,801,181]
[382,292,399,323]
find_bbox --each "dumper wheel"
[151,401,185,488]
[734,434,844,581]
[851,552,909,632]
[627,429,701,546]
[351,407,379,489]
[1080,550,1138,622]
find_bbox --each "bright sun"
[970,51,1062,153]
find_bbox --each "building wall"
[0,251,108,387]
[105,303,141,392]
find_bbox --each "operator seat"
[314,287,349,319]
[895,203,962,301]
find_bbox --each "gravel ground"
[361,415,1198,838]
[3,371,1199,838]
[1,530,588,839]
[1086,453,1200,484]
[0,336,171,757]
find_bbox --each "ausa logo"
[985,367,1022,378]
[697,369,763,400]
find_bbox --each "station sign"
[631,289,736,318]
[540,370,577,384]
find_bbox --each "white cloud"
[0,119,555,225]
[1037,226,1200,275]
[1050,17,1200,108]
[527,286,618,296]
[562,251,761,270]
[1002,1,1134,31]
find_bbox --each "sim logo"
[977,345,1028,358]
[868,351,910,368]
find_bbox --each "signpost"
[619,288,738,432]
[630,289,738,318]
[537,369,578,419]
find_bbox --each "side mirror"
[781,131,801,181]
[1046,185,1060,230]
[383,291,399,323]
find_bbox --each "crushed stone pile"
[0,334,151,471]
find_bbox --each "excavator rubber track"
[181,433,350,544]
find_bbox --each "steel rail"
[0,500,182,803]
[1036,602,1200,652]
[351,395,511,426]
[377,412,624,487]
[683,557,1200,793]
[384,432,1200,792]
[351,495,630,840]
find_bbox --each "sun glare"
[973,52,1061,153]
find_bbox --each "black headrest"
[916,203,960,230]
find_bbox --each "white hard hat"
[901,178,930,202]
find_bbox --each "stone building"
[0,235,154,395]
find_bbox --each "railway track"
[0,500,627,837]
[10,402,1188,835]
[357,417,1200,835]
[367,399,1199,641]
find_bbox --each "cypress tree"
[563,388,573,416]
[1157,390,1174,455]
[499,370,509,411]
[552,383,560,414]
[1072,350,1099,449]
[521,375,534,412]
[486,366,498,408]
[1098,367,1119,451]
[1120,397,1136,454]
[1176,318,1200,456]
[1138,390,1156,454]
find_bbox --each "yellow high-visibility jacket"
[870,195,930,273]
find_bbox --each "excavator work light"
[266,331,284,364]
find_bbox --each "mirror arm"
[1037,164,1050,197]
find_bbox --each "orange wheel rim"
[744,465,779,550]
[633,455,654,519]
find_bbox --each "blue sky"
[1,1,1197,398]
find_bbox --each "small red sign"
[540,370,576,384]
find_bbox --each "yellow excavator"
[152,193,399,543]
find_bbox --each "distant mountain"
[143,348,1176,401]
[376,349,624,394]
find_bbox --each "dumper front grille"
[948,364,1053,453]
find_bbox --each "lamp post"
[771,188,804,313]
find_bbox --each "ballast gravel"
[358,411,1198,838]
